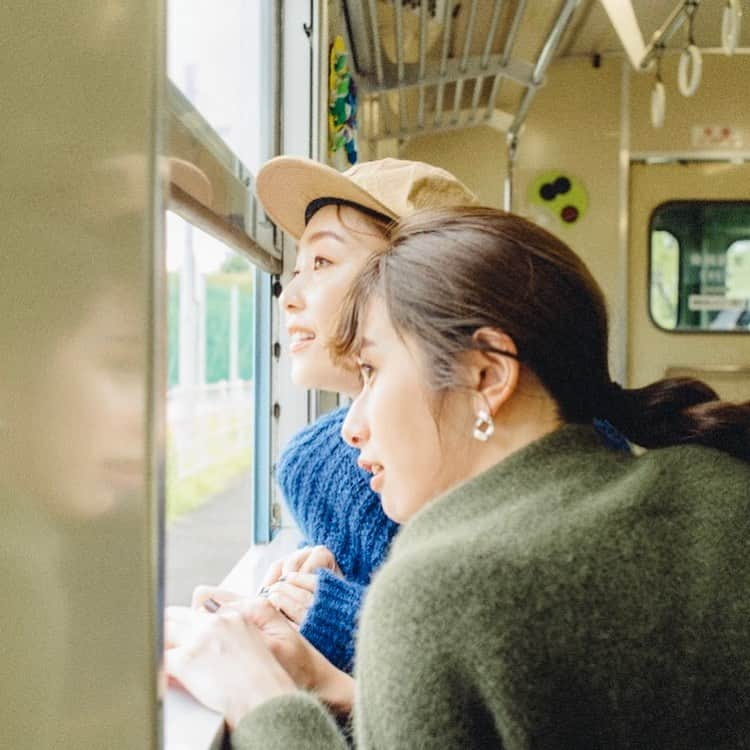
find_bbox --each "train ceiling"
[339,0,747,142]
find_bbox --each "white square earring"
[472,409,494,442]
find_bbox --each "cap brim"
[255,156,398,241]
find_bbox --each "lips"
[287,327,315,353]
[358,459,385,491]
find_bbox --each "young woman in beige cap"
[173,156,479,708]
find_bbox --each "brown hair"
[309,201,394,241]
[335,206,750,462]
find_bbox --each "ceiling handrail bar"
[485,0,527,118]
[417,0,429,129]
[469,0,505,123]
[394,0,407,131]
[508,0,581,137]
[366,0,390,137]
[434,0,455,127]
[640,0,702,69]
[451,0,479,124]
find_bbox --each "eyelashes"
[292,256,332,275]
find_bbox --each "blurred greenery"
[167,269,255,388]
[166,258,255,521]
[166,426,251,522]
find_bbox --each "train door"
[627,162,750,401]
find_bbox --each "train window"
[164,1,278,605]
[726,240,750,301]
[650,230,680,330]
[649,202,750,332]
[165,213,255,605]
[167,0,266,172]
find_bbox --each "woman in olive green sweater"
[168,207,750,749]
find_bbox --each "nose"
[341,394,369,448]
[279,273,303,313]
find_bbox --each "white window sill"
[164,526,303,750]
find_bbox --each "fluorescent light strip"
[599,0,647,69]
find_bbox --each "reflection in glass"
[1,218,151,746]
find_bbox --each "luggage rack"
[340,0,581,143]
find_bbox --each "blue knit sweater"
[276,407,400,672]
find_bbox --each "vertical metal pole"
[229,284,239,382]
[395,0,407,132]
[417,0,428,129]
[367,0,389,136]
[470,0,504,123]
[504,131,518,212]
[452,0,478,124]
[434,0,455,127]
[487,0,527,117]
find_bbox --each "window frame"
[647,199,750,334]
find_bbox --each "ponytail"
[601,377,750,462]
[332,206,750,464]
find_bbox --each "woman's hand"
[190,585,241,611]
[243,599,355,715]
[165,606,296,729]
[165,605,208,650]
[261,571,318,626]
[261,545,342,587]
[258,546,342,626]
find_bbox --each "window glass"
[165,212,254,605]
[726,240,750,300]
[650,230,680,330]
[167,0,265,173]
[649,202,750,332]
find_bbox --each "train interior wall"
[356,54,750,388]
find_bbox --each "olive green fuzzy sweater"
[234,425,750,749]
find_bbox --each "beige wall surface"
[398,57,626,375]
[516,57,624,368]
[400,125,507,207]
[393,52,750,384]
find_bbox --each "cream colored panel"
[515,58,623,316]
[400,124,507,207]
[0,2,163,748]
[628,162,750,401]
[400,57,625,374]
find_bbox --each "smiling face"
[279,205,390,395]
[341,297,475,523]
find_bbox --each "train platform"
[165,473,253,606]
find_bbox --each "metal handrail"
[486,0,527,117]
[166,82,281,273]
[641,0,702,70]
[469,0,505,123]
[508,0,581,137]
[349,0,583,144]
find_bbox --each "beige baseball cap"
[255,156,479,240]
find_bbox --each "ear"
[465,328,520,416]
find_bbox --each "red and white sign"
[691,126,743,148]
